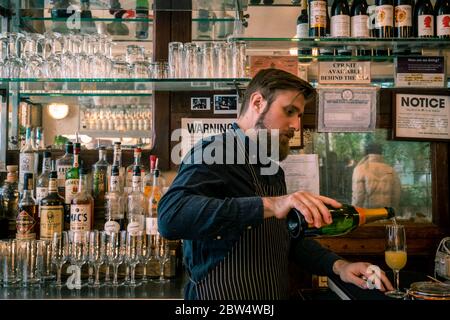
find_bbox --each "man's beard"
[254,118,294,162]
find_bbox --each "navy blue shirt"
[158,123,342,299]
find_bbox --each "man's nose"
[290,117,301,131]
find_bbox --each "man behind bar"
[158,68,394,300]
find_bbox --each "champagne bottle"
[286,204,395,238]
[435,0,450,38]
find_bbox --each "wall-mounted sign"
[318,86,377,132]
[249,56,299,78]
[318,61,371,84]
[393,92,450,141]
[395,56,445,88]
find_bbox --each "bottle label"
[19,153,35,188]
[132,176,141,190]
[70,204,91,232]
[40,205,64,240]
[375,5,393,28]
[296,23,309,37]
[16,210,36,240]
[437,15,450,37]
[127,221,142,234]
[146,217,158,235]
[57,165,71,188]
[331,15,350,37]
[351,15,369,37]
[104,221,120,235]
[394,5,412,27]
[418,15,434,36]
[36,187,48,203]
[110,176,120,192]
[310,1,327,28]
[65,179,79,204]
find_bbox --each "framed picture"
[190,97,211,111]
[213,94,238,114]
[392,89,450,141]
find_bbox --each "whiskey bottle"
[70,167,94,232]
[40,170,64,240]
[16,173,39,240]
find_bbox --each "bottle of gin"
[16,173,39,240]
[36,150,52,204]
[19,127,37,196]
[104,165,126,234]
[127,165,147,233]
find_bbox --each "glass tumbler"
[168,42,183,78]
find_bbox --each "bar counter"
[0,273,188,300]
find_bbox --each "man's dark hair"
[239,68,316,117]
[365,142,383,155]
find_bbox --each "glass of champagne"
[385,224,407,299]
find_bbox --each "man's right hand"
[262,192,341,228]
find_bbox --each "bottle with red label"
[435,0,450,38]
[414,0,435,37]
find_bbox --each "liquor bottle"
[80,0,97,34]
[36,150,52,204]
[143,155,157,198]
[435,0,450,38]
[146,165,163,244]
[104,165,126,234]
[70,167,94,232]
[65,142,81,230]
[56,141,73,199]
[135,0,150,39]
[414,0,435,37]
[0,165,19,238]
[309,0,328,37]
[110,142,125,193]
[19,127,37,195]
[286,204,395,238]
[50,0,75,18]
[351,0,372,57]
[127,165,147,234]
[297,0,313,62]
[39,170,65,240]
[0,197,8,239]
[34,127,45,150]
[92,146,109,230]
[125,147,146,193]
[394,0,413,37]
[16,173,39,240]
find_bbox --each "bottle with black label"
[40,170,64,240]
[351,0,372,57]
[414,0,435,37]
[435,0,449,38]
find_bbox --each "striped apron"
[194,134,291,299]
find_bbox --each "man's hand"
[333,260,395,292]
[262,191,341,228]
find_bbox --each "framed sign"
[393,89,450,141]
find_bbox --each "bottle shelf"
[78,130,152,139]
[1,78,250,92]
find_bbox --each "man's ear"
[249,91,265,114]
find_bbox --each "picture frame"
[190,97,211,111]
[392,88,450,142]
[213,94,238,114]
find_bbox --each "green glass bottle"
[286,204,395,238]
[64,142,81,230]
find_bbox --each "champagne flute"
[51,231,69,287]
[385,224,407,299]
[153,234,170,283]
[106,230,126,286]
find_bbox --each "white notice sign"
[279,154,320,195]
[180,118,236,159]
[395,94,450,141]
[319,61,371,84]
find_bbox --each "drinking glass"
[51,231,69,287]
[88,230,106,287]
[153,235,170,283]
[0,239,20,287]
[69,230,90,288]
[139,233,153,282]
[385,224,407,299]
[125,230,143,287]
[106,230,126,286]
